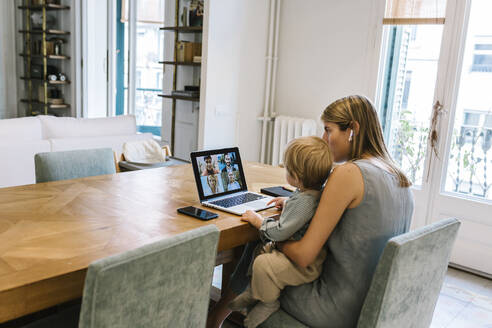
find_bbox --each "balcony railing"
[392,116,492,200]
[448,126,492,198]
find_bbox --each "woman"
[207,174,220,194]
[207,95,414,328]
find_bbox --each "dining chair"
[21,225,220,328]
[34,148,116,183]
[258,218,461,328]
[78,224,219,328]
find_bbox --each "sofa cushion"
[0,117,43,140]
[49,133,153,154]
[39,115,137,139]
[0,140,51,188]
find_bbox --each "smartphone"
[177,206,218,220]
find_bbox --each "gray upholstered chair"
[21,225,219,328]
[78,225,219,328]
[34,148,116,183]
[259,218,461,328]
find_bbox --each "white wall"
[83,0,108,118]
[0,1,18,119]
[200,0,384,162]
[273,0,384,124]
[200,0,270,162]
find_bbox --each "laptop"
[191,147,274,215]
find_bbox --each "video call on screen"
[197,152,242,196]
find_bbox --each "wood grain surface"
[0,162,286,322]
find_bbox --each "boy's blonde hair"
[283,136,332,190]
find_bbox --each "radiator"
[271,116,318,166]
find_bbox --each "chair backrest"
[78,225,220,328]
[35,148,116,183]
[357,218,461,328]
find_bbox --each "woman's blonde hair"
[284,136,332,190]
[321,95,411,187]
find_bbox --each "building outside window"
[379,1,492,200]
[471,37,492,72]
[378,25,443,186]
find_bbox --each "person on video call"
[227,171,241,191]
[202,155,219,176]
[222,154,238,174]
[207,174,220,194]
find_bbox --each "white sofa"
[0,115,153,188]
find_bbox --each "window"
[401,70,412,109]
[471,36,492,72]
[443,1,492,199]
[463,111,481,126]
[378,25,443,186]
[115,0,164,136]
[485,113,492,128]
[471,54,492,72]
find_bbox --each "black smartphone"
[177,206,218,220]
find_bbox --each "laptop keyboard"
[210,193,265,208]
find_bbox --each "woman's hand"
[267,197,288,210]
[241,210,264,229]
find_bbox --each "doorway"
[378,0,492,275]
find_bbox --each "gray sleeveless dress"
[278,159,414,327]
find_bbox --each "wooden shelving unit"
[159,61,201,67]
[20,53,71,60]
[19,29,70,35]
[20,99,70,109]
[160,26,202,33]
[20,77,71,85]
[18,4,70,10]
[18,0,72,116]
[160,0,203,156]
[158,94,200,102]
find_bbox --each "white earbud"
[348,129,354,142]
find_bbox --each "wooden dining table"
[0,162,286,323]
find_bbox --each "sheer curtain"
[0,1,17,119]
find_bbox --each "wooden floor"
[219,267,492,328]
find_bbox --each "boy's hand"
[241,210,264,229]
[267,197,288,210]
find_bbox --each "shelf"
[18,4,70,10]
[21,77,71,85]
[158,94,200,102]
[160,26,203,33]
[19,29,70,35]
[159,61,201,66]
[20,53,71,60]
[21,99,70,109]
[18,2,73,118]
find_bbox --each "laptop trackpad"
[246,199,273,210]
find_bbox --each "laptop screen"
[191,147,248,201]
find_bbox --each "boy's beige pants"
[250,244,327,303]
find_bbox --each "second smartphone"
[177,206,218,220]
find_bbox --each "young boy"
[229,136,333,328]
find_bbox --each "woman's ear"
[352,121,361,136]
